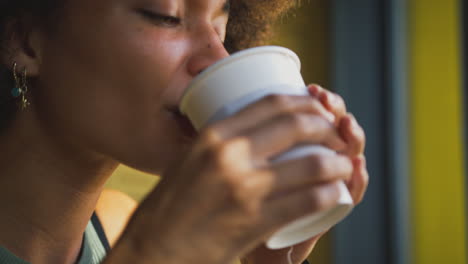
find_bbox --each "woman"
[0,0,369,263]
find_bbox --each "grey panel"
[385,0,411,264]
[331,0,390,264]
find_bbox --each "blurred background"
[106,0,468,263]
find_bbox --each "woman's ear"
[2,19,44,76]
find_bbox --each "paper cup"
[180,46,354,249]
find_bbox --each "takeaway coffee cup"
[180,46,354,249]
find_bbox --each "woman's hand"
[309,84,368,204]
[241,85,369,264]
[104,91,357,264]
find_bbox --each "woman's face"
[34,0,230,173]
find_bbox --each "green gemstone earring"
[11,62,30,110]
[11,87,21,98]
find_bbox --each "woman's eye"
[137,9,181,27]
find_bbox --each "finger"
[268,154,353,197]
[307,84,322,97]
[308,85,347,125]
[320,92,347,121]
[338,114,366,157]
[261,182,342,232]
[227,169,275,215]
[242,113,347,162]
[346,155,369,204]
[211,94,335,138]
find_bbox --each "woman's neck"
[0,110,119,264]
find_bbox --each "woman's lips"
[166,106,198,139]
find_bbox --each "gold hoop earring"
[11,62,30,110]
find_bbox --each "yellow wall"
[105,165,158,202]
[409,0,466,263]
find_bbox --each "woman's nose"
[187,31,230,77]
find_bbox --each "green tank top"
[0,215,108,264]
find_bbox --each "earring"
[11,62,30,110]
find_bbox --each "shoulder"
[95,189,138,247]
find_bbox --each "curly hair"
[225,0,297,52]
[0,0,296,131]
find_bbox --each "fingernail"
[353,125,361,136]
[314,84,324,92]
[329,93,338,105]
[308,85,319,96]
